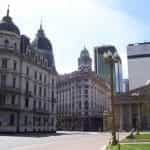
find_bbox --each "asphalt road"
[0,131,128,150]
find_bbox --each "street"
[0,131,128,150]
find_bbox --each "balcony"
[0,103,20,111]
[0,86,20,94]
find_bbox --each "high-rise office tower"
[94,45,123,93]
[128,42,150,90]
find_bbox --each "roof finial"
[40,17,43,30]
[7,4,10,17]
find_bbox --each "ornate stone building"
[0,8,57,133]
[57,47,110,131]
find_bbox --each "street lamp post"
[103,50,120,145]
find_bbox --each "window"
[14,43,17,49]
[33,116,36,126]
[39,73,42,81]
[84,85,89,88]
[44,75,47,83]
[79,101,81,109]
[0,95,6,105]
[13,61,17,71]
[9,114,15,126]
[84,89,88,95]
[2,58,8,68]
[39,87,42,97]
[11,95,15,105]
[52,79,54,88]
[26,66,29,75]
[33,100,36,110]
[24,116,28,126]
[39,101,41,109]
[52,91,54,100]
[13,77,16,88]
[52,103,54,113]
[84,79,88,82]
[43,118,46,126]
[44,88,46,97]
[44,103,46,110]
[84,101,89,110]
[38,117,41,126]
[4,39,9,48]
[34,71,37,80]
[51,118,54,126]
[84,95,88,98]
[1,75,6,88]
[25,98,29,107]
[25,81,29,93]
[34,85,37,95]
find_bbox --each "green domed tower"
[78,47,92,71]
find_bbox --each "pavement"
[0,131,128,150]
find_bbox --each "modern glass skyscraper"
[94,45,123,93]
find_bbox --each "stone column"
[137,104,141,129]
[119,104,123,131]
[128,104,132,130]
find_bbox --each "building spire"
[7,4,10,17]
[37,17,45,38]
[40,17,43,30]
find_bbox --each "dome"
[80,47,90,58]
[78,47,92,71]
[32,24,56,72]
[32,25,52,51]
[0,7,20,35]
[37,37,52,50]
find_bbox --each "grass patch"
[109,144,150,150]
[121,134,150,143]
[135,134,150,139]
[121,138,150,143]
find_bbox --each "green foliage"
[110,144,150,150]
[121,133,150,143]
[135,134,150,139]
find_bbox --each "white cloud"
[0,0,148,77]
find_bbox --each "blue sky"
[0,0,149,78]
[111,0,150,23]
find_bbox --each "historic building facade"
[57,48,110,131]
[0,8,57,133]
[103,84,150,131]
